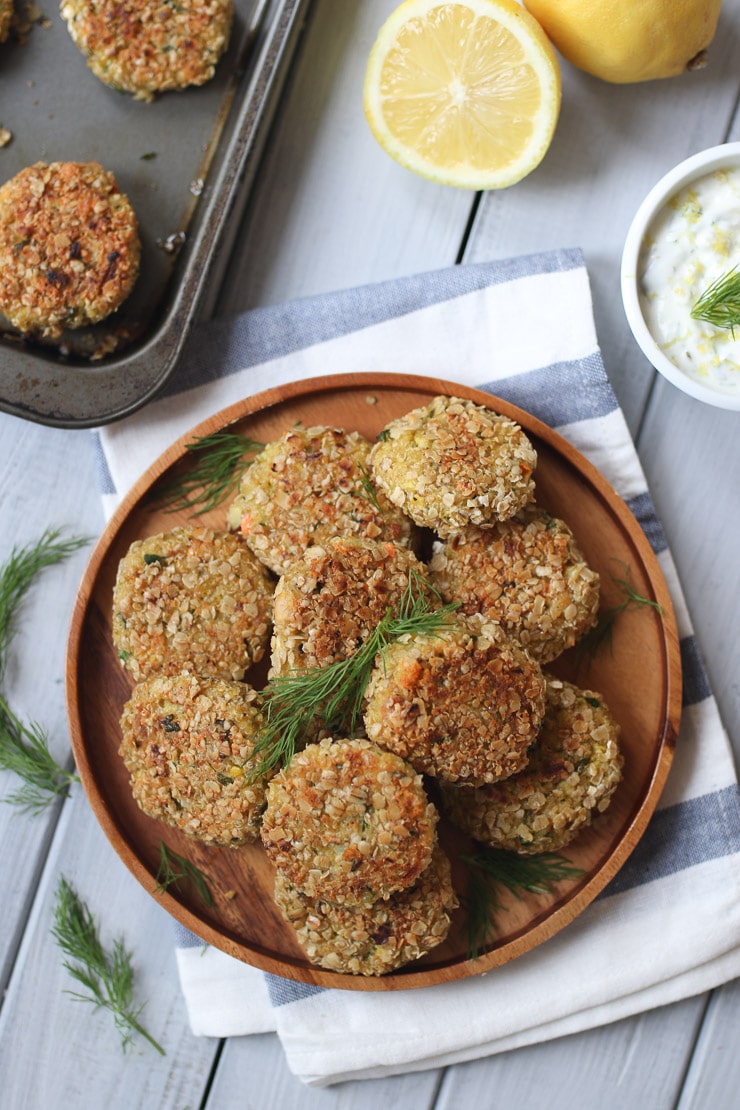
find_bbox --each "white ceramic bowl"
[621,142,740,412]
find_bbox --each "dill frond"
[0,529,89,678]
[462,848,584,959]
[0,694,78,813]
[691,265,740,336]
[357,463,383,512]
[52,876,165,1055]
[251,569,458,776]
[150,430,264,516]
[575,560,663,672]
[154,840,214,908]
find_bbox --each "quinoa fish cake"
[269,536,435,679]
[261,737,439,906]
[364,616,546,785]
[60,0,233,101]
[441,677,623,854]
[119,673,272,847]
[112,526,274,682]
[227,425,414,576]
[430,507,600,663]
[274,845,458,976]
[0,161,140,338]
[369,395,537,537]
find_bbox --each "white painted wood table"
[1,2,739,1106]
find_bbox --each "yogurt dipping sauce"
[639,167,740,397]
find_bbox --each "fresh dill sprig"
[252,570,458,776]
[52,876,165,1056]
[575,560,663,672]
[357,462,383,512]
[150,430,264,516]
[691,265,740,336]
[0,529,89,678]
[154,840,214,908]
[462,848,584,959]
[0,694,78,813]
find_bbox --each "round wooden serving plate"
[66,373,682,991]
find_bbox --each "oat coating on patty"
[61,0,233,101]
[430,507,600,663]
[369,395,537,537]
[441,676,623,854]
[0,0,12,43]
[364,616,546,785]
[112,526,274,683]
[0,161,140,338]
[119,673,272,846]
[274,845,458,976]
[226,425,414,577]
[269,537,436,680]
[261,737,439,906]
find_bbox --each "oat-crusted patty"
[119,673,272,846]
[112,526,274,682]
[0,161,140,337]
[226,425,414,576]
[369,395,537,537]
[364,616,546,785]
[269,537,435,680]
[441,677,623,854]
[61,0,233,101]
[430,508,600,663]
[0,0,12,43]
[261,737,439,906]
[274,845,458,976]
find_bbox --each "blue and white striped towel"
[95,248,740,1087]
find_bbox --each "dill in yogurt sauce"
[639,167,740,395]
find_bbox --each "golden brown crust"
[364,616,546,785]
[119,673,272,847]
[0,161,140,337]
[430,507,599,662]
[61,0,233,101]
[261,737,439,906]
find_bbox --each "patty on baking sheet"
[369,394,537,537]
[112,526,274,682]
[261,737,439,907]
[274,844,458,976]
[430,507,600,663]
[119,673,272,846]
[0,0,12,42]
[440,676,623,854]
[0,161,140,338]
[60,0,233,101]
[364,615,546,786]
[269,536,435,680]
[227,425,414,576]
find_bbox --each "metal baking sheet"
[0,0,311,428]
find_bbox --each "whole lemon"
[522,0,722,83]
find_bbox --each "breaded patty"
[61,0,233,101]
[261,737,439,906]
[226,425,414,576]
[275,845,458,976]
[369,395,537,537]
[430,507,600,663]
[112,526,274,682]
[0,161,140,337]
[0,0,12,42]
[269,537,435,679]
[119,673,272,846]
[441,677,623,854]
[364,616,546,785]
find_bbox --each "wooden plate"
[66,373,681,991]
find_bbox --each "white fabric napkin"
[94,249,740,1086]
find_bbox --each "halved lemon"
[363,0,561,190]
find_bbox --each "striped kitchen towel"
[95,248,740,1086]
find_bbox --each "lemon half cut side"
[363,0,561,190]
